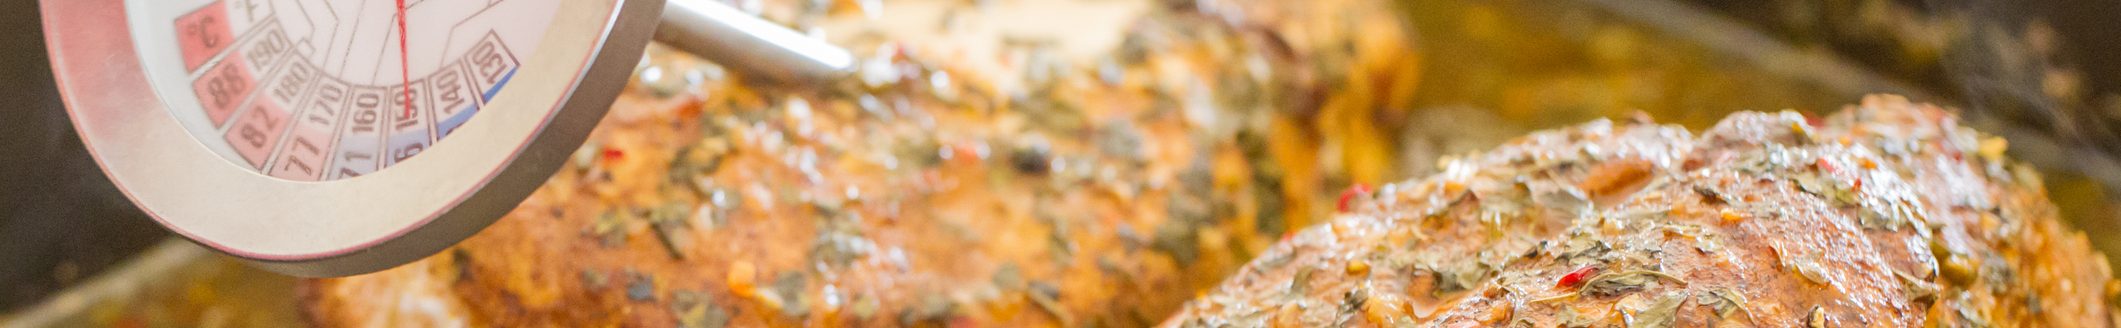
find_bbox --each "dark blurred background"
[0,0,169,311]
[1699,0,2121,165]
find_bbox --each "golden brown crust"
[1168,95,2117,327]
[296,0,1419,325]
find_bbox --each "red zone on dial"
[174,1,520,181]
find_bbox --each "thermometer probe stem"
[654,0,855,86]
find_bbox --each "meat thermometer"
[42,0,851,277]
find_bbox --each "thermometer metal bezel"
[43,0,664,277]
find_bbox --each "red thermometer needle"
[395,0,412,117]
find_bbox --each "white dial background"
[126,0,563,181]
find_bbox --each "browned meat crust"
[1168,95,2117,327]
[295,0,1422,325]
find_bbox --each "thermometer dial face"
[127,0,560,180]
[44,0,661,276]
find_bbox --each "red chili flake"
[1804,114,1824,127]
[1336,183,1372,213]
[602,148,626,162]
[1556,265,1600,289]
[1814,157,1837,174]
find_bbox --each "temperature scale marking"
[174,1,235,72]
[164,0,529,181]
[65,0,634,275]
[190,51,257,127]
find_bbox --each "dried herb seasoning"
[1895,270,1941,303]
[1792,259,1834,287]
[1805,306,1830,328]
[671,291,730,328]
[1580,270,1687,298]
[1627,290,1687,328]
[771,272,810,317]
[627,272,656,302]
[1695,287,1755,322]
